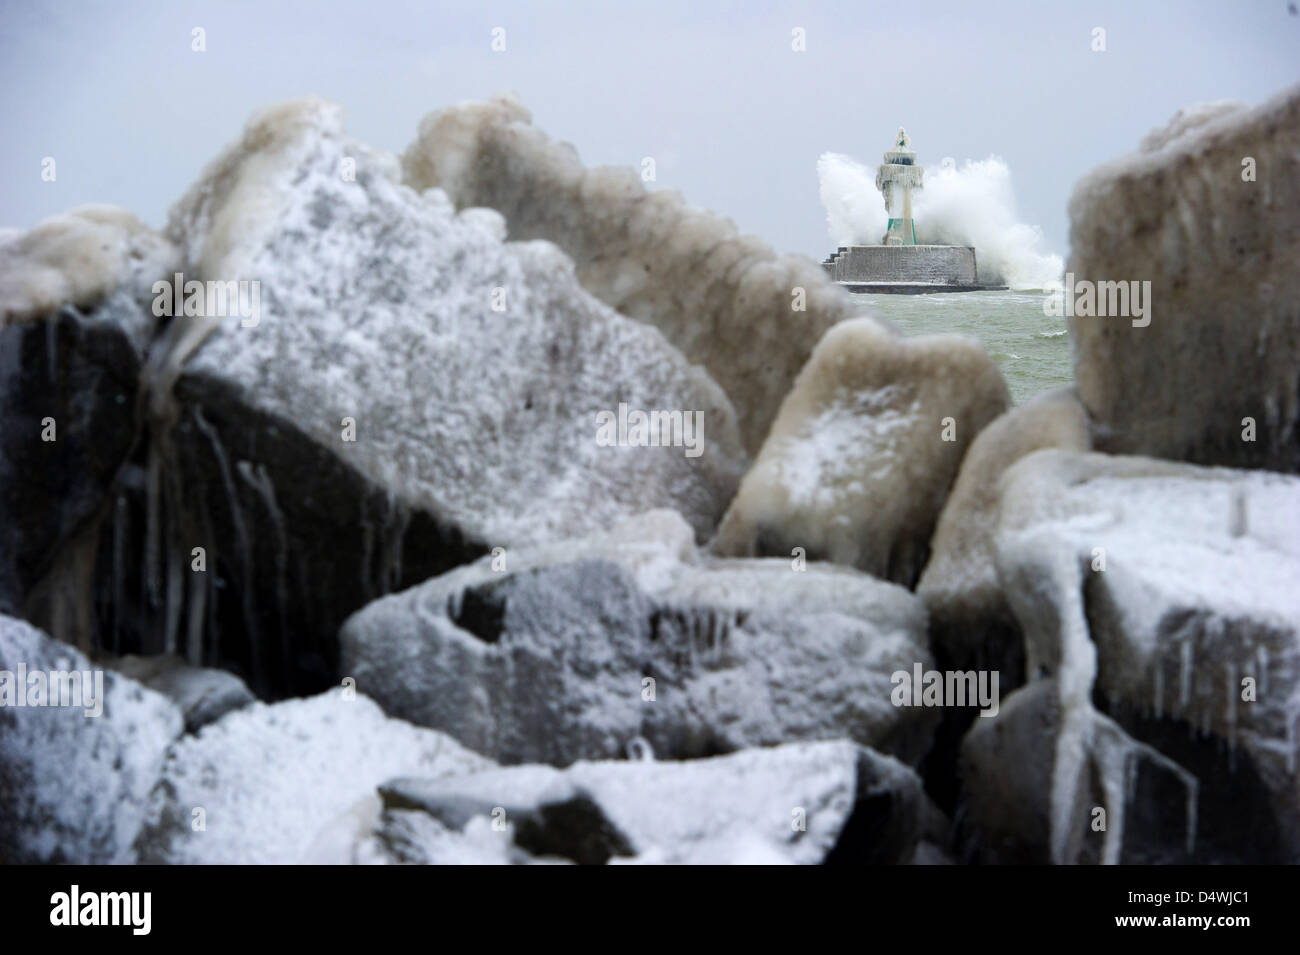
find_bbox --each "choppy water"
[850,290,1072,405]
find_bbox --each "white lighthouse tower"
[875,127,924,246]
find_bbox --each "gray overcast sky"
[2,0,1297,262]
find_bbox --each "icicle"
[185,553,206,666]
[199,506,221,667]
[163,537,183,656]
[1288,706,1298,776]
[39,528,98,651]
[193,409,262,687]
[359,494,375,602]
[143,310,222,424]
[144,444,163,607]
[1095,739,1130,865]
[380,494,410,595]
[1185,775,1199,857]
[1094,715,1199,863]
[45,315,59,385]
[1225,661,1238,762]
[111,494,127,655]
[238,461,289,675]
[1179,639,1193,710]
[1153,661,1164,720]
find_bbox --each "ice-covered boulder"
[0,614,183,863]
[120,97,746,694]
[0,205,172,330]
[321,740,923,865]
[911,388,1089,812]
[402,94,859,453]
[711,318,1010,586]
[956,679,1058,863]
[1068,84,1300,472]
[132,690,491,864]
[109,653,254,732]
[0,208,174,626]
[984,449,1300,863]
[958,678,1209,864]
[918,387,1090,673]
[340,510,936,767]
[1136,100,1244,152]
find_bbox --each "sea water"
[850,290,1072,406]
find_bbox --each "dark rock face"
[145,388,487,697]
[0,302,144,625]
[1,298,487,698]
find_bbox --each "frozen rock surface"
[341,510,936,766]
[1137,100,1244,152]
[0,208,173,624]
[133,691,491,864]
[345,740,923,865]
[402,94,860,453]
[713,318,1009,586]
[170,97,745,547]
[985,450,1300,862]
[911,388,1089,812]
[110,653,254,732]
[918,387,1090,672]
[1068,85,1300,472]
[64,98,747,695]
[0,205,173,334]
[0,615,182,863]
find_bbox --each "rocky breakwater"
[2,86,1297,864]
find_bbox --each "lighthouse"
[821,126,997,293]
[875,127,924,246]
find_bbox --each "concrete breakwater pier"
[822,244,1005,293]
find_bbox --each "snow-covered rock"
[1137,100,1244,152]
[326,740,923,865]
[1068,84,1300,472]
[0,205,173,332]
[0,614,183,863]
[132,691,491,864]
[109,654,254,732]
[118,97,746,693]
[401,94,859,454]
[340,510,936,766]
[984,450,1300,863]
[712,318,1010,586]
[168,97,744,546]
[918,387,1090,673]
